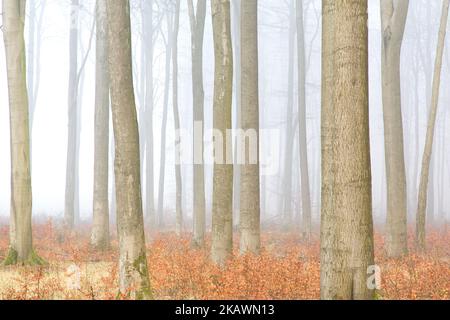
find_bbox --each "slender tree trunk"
[2,0,45,266]
[142,0,156,226]
[239,0,260,255]
[157,10,173,229]
[64,0,80,230]
[187,0,207,247]
[231,0,242,228]
[296,0,312,241]
[380,0,409,257]
[106,0,152,299]
[321,0,374,300]
[281,0,295,229]
[211,0,234,266]
[416,0,450,251]
[91,0,110,250]
[172,0,183,236]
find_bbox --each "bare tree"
[211,0,234,266]
[64,0,80,230]
[416,0,450,251]
[321,0,374,300]
[239,0,260,255]
[187,0,207,247]
[380,0,409,257]
[296,0,311,241]
[106,0,152,299]
[157,2,174,228]
[91,0,110,250]
[172,0,183,235]
[142,0,156,226]
[2,0,45,265]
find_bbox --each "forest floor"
[0,220,448,300]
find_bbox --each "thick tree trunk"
[187,0,207,247]
[296,0,312,241]
[211,0,234,266]
[106,0,152,299]
[380,0,409,257]
[91,0,110,250]
[172,0,183,236]
[2,0,44,266]
[416,0,450,251]
[64,0,79,230]
[321,0,374,300]
[239,0,260,255]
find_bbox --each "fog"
[0,0,449,226]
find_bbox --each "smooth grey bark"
[172,0,183,236]
[239,0,260,255]
[2,0,44,266]
[321,0,375,300]
[416,0,450,251]
[91,0,110,250]
[157,8,173,229]
[211,0,234,266]
[231,0,241,228]
[142,0,156,226]
[280,0,295,229]
[380,0,409,257]
[106,0,152,299]
[26,0,46,133]
[64,0,80,230]
[187,0,207,247]
[296,0,311,241]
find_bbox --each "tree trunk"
[416,0,450,251]
[231,0,242,229]
[64,0,80,230]
[172,0,183,236]
[211,0,234,266]
[106,0,152,299]
[380,0,409,257]
[296,0,312,241]
[280,0,295,229]
[157,10,173,229]
[321,0,375,300]
[2,0,45,266]
[187,0,207,248]
[91,0,110,250]
[142,0,156,226]
[239,0,260,255]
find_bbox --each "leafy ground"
[0,220,448,300]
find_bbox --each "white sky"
[0,1,448,222]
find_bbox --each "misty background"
[0,0,448,226]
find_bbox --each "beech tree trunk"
[91,0,110,250]
[321,0,375,300]
[172,0,183,236]
[380,0,409,257]
[211,0,234,266]
[187,0,207,247]
[296,0,312,241]
[239,0,260,255]
[106,0,152,299]
[157,9,173,229]
[2,0,44,266]
[142,0,156,226]
[416,0,450,251]
[64,0,79,230]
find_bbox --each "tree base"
[2,248,48,267]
